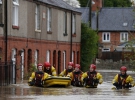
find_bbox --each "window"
[77,51,79,64]
[63,51,66,69]
[0,0,2,4]
[0,0,2,24]
[120,32,128,42]
[72,14,76,34]
[34,50,38,67]
[63,12,67,35]
[102,48,110,52]
[35,4,40,30]
[102,32,110,42]
[12,0,19,26]
[123,22,128,27]
[47,7,51,32]
[46,50,50,62]
[72,51,75,63]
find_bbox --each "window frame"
[63,12,67,36]
[0,0,2,4]
[35,4,40,30]
[102,32,110,42]
[34,50,38,67]
[12,0,19,26]
[47,7,52,32]
[102,48,110,52]
[120,32,128,42]
[72,14,76,35]
[46,50,50,62]
[63,51,66,69]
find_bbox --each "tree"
[81,23,98,71]
[78,0,89,7]
[104,0,132,7]
[78,0,132,7]
[63,0,80,8]
[124,37,135,68]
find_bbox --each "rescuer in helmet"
[81,64,103,88]
[67,64,83,87]
[28,63,49,87]
[112,66,135,89]
[59,62,74,76]
[44,62,56,76]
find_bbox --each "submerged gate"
[0,61,16,86]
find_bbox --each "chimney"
[92,0,103,11]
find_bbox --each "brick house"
[79,0,135,58]
[0,0,81,80]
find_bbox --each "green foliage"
[81,23,98,71]
[78,0,89,7]
[104,0,132,7]
[124,38,135,67]
[78,0,132,7]
[24,64,37,80]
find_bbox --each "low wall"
[96,59,134,70]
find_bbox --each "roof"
[78,7,135,31]
[77,7,89,23]
[38,0,81,13]
[77,7,97,29]
[98,7,135,31]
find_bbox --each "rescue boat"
[43,76,71,87]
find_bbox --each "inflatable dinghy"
[43,76,71,87]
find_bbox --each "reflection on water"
[0,70,135,100]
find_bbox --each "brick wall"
[0,36,80,80]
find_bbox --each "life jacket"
[44,67,52,75]
[73,70,83,82]
[86,71,97,86]
[65,68,73,75]
[34,71,44,86]
[118,74,129,87]
[71,70,83,86]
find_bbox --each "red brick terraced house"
[79,0,135,59]
[0,0,81,81]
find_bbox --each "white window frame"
[102,48,110,52]
[12,0,19,26]
[11,48,16,62]
[47,7,51,32]
[72,14,76,34]
[34,50,38,67]
[63,12,67,34]
[72,51,74,63]
[102,32,110,42]
[35,4,40,30]
[0,0,2,4]
[120,32,128,42]
[63,51,66,69]
[46,50,50,62]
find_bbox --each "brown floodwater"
[0,70,135,100]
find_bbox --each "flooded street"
[0,70,135,100]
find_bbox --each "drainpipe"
[89,0,92,27]
[4,0,7,64]
[4,0,8,85]
[102,0,104,7]
[70,11,73,62]
[96,10,99,31]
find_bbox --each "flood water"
[0,70,135,100]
